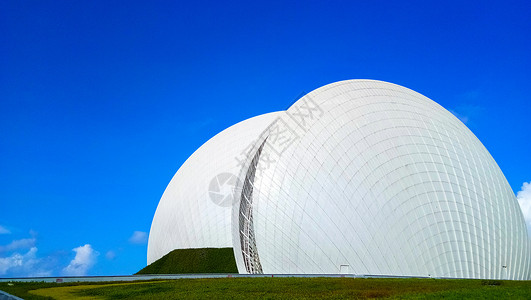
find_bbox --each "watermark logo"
[287,94,324,129]
[266,117,299,157]
[208,172,238,207]
[208,93,324,206]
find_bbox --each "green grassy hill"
[136,247,238,274]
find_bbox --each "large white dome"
[147,112,282,264]
[232,80,530,279]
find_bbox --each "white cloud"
[105,250,116,260]
[62,244,99,276]
[129,231,148,244]
[449,109,469,124]
[517,181,531,236]
[449,103,483,125]
[0,225,10,234]
[0,238,36,252]
[0,247,52,277]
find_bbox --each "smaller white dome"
[147,112,282,264]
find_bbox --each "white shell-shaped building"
[148,80,530,279]
[147,112,282,264]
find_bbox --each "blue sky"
[1,0,530,277]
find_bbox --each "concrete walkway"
[0,273,430,283]
[0,290,24,300]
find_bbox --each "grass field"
[136,248,238,274]
[1,277,530,299]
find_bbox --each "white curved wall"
[147,112,282,264]
[233,80,530,279]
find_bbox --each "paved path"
[0,290,24,300]
[0,273,430,283]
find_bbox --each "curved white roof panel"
[232,80,530,279]
[147,112,282,264]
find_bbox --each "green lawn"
[2,277,530,299]
[137,247,238,274]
